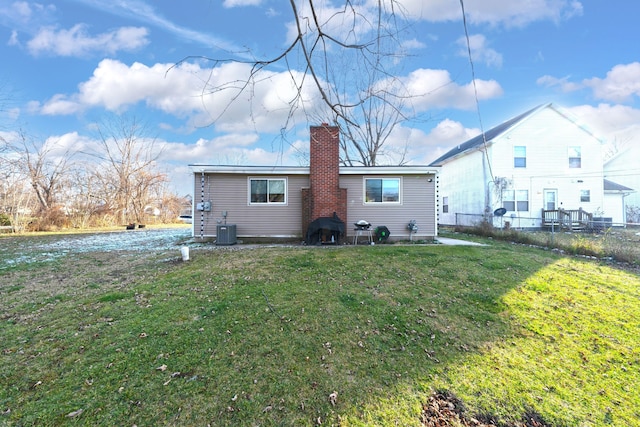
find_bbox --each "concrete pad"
[436,237,486,246]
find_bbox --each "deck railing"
[541,208,593,230]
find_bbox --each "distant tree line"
[0,116,190,232]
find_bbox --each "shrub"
[0,213,11,226]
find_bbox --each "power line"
[459,0,495,183]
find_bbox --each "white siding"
[603,193,625,225]
[438,149,490,225]
[439,105,606,228]
[604,145,640,212]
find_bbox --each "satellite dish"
[494,207,507,216]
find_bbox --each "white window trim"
[568,146,582,169]
[248,177,288,206]
[503,189,529,213]
[363,177,402,205]
[514,146,527,168]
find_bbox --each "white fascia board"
[339,166,439,175]
[190,165,309,175]
[190,164,440,175]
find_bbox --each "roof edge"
[189,164,440,175]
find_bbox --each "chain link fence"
[454,213,639,231]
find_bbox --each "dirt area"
[421,392,550,427]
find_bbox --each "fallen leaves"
[66,409,83,418]
[328,391,338,406]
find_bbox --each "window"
[580,190,590,203]
[442,196,449,213]
[514,146,527,168]
[503,190,529,212]
[249,178,286,204]
[365,178,400,203]
[568,146,581,168]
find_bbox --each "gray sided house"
[190,125,439,243]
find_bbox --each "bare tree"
[181,1,415,166]
[93,116,167,225]
[0,145,35,231]
[62,167,105,228]
[331,72,412,166]
[0,131,73,230]
[17,132,73,214]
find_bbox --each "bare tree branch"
[173,1,421,165]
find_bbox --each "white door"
[544,189,558,210]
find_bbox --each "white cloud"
[419,119,480,164]
[0,1,57,27]
[38,59,322,135]
[539,63,640,103]
[397,0,582,25]
[391,68,503,111]
[457,34,502,68]
[568,103,640,145]
[68,0,243,54]
[40,59,198,115]
[536,75,582,92]
[223,0,263,7]
[0,129,20,144]
[8,30,19,46]
[363,119,481,166]
[402,38,426,51]
[583,62,640,103]
[26,24,149,57]
[161,134,259,163]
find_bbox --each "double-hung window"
[249,178,286,204]
[580,190,590,203]
[364,178,400,203]
[442,196,449,213]
[503,190,529,212]
[568,146,581,168]
[514,146,527,168]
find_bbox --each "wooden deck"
[542,208,593,231]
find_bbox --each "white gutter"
[190,164,440,175]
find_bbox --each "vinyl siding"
[438,105,606,228]
[604,146,640,210]
[192,171,437,240]
[340,174,437,239]
[193,173,309,238]
[488,108,605,224]
[438,149,489,225]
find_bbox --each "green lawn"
[1,239,639,426]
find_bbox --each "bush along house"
[189,124,439,244]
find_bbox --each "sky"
[1,0,639,195]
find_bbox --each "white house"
[604,145,639,224]
[431,103,630,229]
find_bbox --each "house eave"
[190,164,440,175]
[190,165,309,175]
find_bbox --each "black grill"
[305,213,345,245]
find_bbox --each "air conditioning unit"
[216,224,237,245]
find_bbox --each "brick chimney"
[310,124,341,219]
[302,124,347,233]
